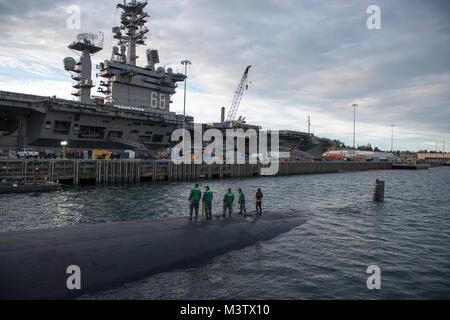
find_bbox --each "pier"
[0,160,393,185]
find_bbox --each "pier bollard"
[207,164,212,179]
[152,162,157,182]
[373,179,385,202]
[168,162,172,182]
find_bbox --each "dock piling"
[373,179,385,202]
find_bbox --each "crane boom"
[226,65,251,122]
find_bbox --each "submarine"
[0,212,306,299]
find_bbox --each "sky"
[0,0,449,152]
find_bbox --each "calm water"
[1,167,449,299]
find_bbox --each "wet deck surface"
[0,212,306,299]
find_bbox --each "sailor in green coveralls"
[189,183,202,220]
[237,188,246,215]
[202,186,213,220]
[223,188,234,218]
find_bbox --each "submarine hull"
[0,212,305,299]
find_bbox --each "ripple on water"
[2,167,450,299]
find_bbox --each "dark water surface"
[1,167,449,299]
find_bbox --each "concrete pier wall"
[276,161,392,175]
[0,160,392,185]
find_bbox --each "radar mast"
[63,33,103,104]
[113,0,149,66]
[96,0,186,109]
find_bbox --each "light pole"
[61,141,68,159]
[391,124,395,153]
[307,116,311,135]
[181,59,191,156]
[351,103,358,157]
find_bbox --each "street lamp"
[444,137,446,154]
[61,141,68,159]
[351,103,358,157]
[391,124,395,153]
[181,59,191,157]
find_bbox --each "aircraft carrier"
[0,0,336,160]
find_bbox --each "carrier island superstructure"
[0,0,192,154]
[0,0,336,159]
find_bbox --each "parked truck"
[17,148,39,159]
[93,149,110,160]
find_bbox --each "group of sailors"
[64,149,86,159]
[188,184,264,221]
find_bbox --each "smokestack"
[221,107,225,123]
[308,116,311,135]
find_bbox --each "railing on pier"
[0,160,392,185]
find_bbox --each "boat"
[0,1,191,156]
[0,181,62,194]
[0,0,336,160]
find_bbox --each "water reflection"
[2,168,450,299]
